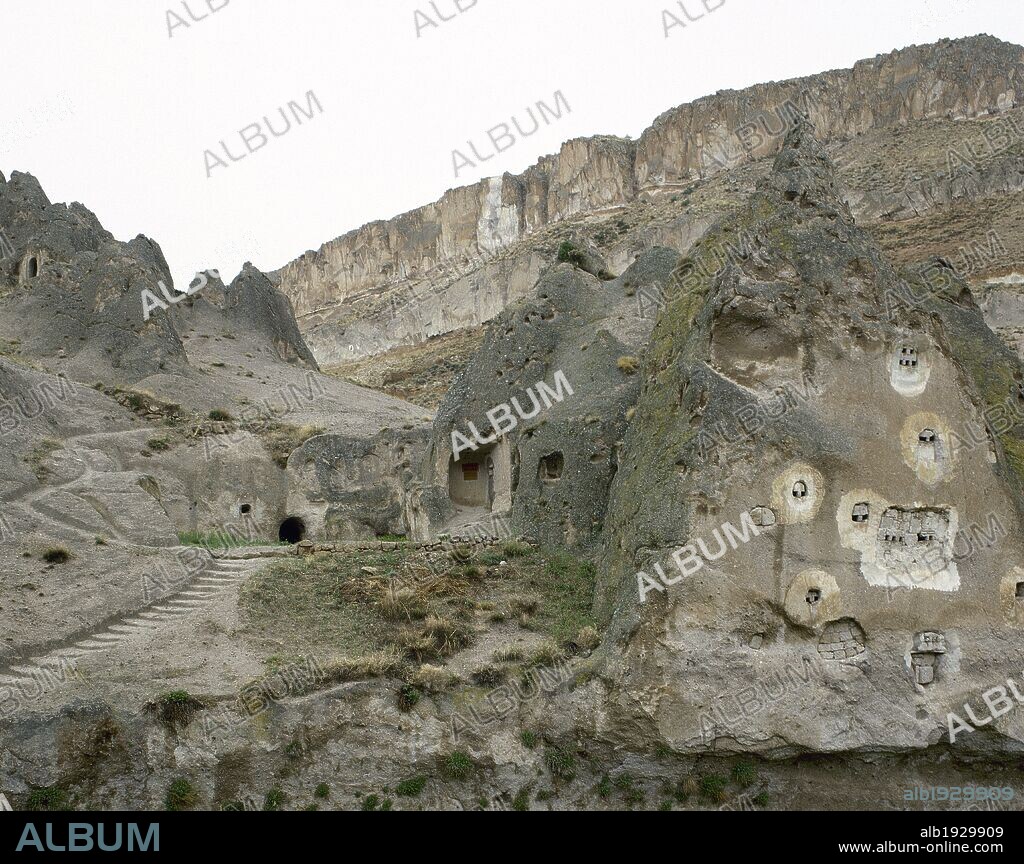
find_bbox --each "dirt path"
[0,554,261,692]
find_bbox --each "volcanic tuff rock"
[595,120,1024,756]
[274,35,1024,363]
[7,38,1024,812]
[419,246,680,547]
[0,168,429,550]
[170,264,318,370]
[0,171,187,387]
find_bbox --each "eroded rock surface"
[596,121,1024,757]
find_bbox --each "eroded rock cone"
[596,119,1024,756]
[0,171,187,386]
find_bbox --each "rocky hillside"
[4,35,1024,814]
[274,35,1024,366]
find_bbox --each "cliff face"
[635,35,1024,187]
[274,35,1024,363]
[595,121,1024,757]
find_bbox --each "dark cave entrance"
[279,516,307,544]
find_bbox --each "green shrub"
[700,773,728,804]
[396,776,426,797]
[624,786,646,807]
[147,436,172,452]
[361,794,381,812]
[208,409,234,422]
[512,786,531,812]
[614,773,636,792]
[397,684,421,712]
[165,779,199,811]
[731,761,757,788]
[544,746,576,781]
[596,774,612,799]
[557,240,585,267]
[520,730,539,750]
[263,788,285,811]
[26,786,69,812]
[314,783,330,799]
[442,751,474,781]
[154,691,204,728]
[501,540,533,558]
[42,547,71,565]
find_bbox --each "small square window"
[539,453,565,482]
[1016,582,1024,600]
[806,589,822,605]
[899,347,919,368]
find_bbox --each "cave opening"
[279,516,306,544]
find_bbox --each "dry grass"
[26,439,62,480]
[509,593,541,617]
[527,641,566,668]
[378,584,428,622]
[324,328,485,411]
[322,649,404,684]
[410,664,459,692]
[575,626,601,652]
[254,422,326,468]
[617,356,640,374]
[392,615,473,662]
[239,542,598,691]
[493,644,524,663]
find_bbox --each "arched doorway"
[279,516,306,544]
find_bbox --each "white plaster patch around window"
[901,412,958,486]
[772,463,824,524]
[837,489,960,593]
[889,340,931,397]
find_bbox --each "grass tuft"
[165,779,199,812]
[42,547,71,565]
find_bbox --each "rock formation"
[273,35,1024,365]
[595,120,1024,756]
[4,37,1024,813]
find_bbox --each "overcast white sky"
[1,0,1020,290]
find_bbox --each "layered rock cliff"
[274,35,1024,364]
